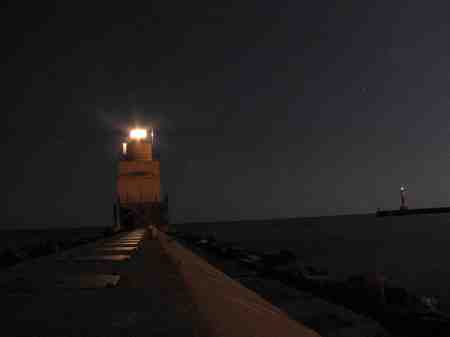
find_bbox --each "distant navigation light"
[130,128,147,140]
[400,186,406,192]
[122,142,127,155]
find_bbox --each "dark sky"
[2,1,450,227]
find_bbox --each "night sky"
[3,1,450,228]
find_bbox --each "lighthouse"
[116,127,161,228]
[400,186,408,210]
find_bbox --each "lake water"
[174,213,450,311]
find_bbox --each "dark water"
[174,213,450,311]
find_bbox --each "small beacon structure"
[400,186,408,210]
[116,127,162,228]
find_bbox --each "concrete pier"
[0,227,319,337]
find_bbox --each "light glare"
[130,128,147,140]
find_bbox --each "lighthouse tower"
[116,128,161,228]
[400,186,408,210]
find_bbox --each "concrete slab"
[100,244,138,248]
[59,274,120,289]
[114,238,142,242]
[95,247,137,253]
[103,241,138,245]
[119,234,145,238]
[70,255,131,262]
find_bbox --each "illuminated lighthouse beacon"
[116,127,161,229]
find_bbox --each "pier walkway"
[0,227,319,337]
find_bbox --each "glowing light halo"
[129,128,148,140]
